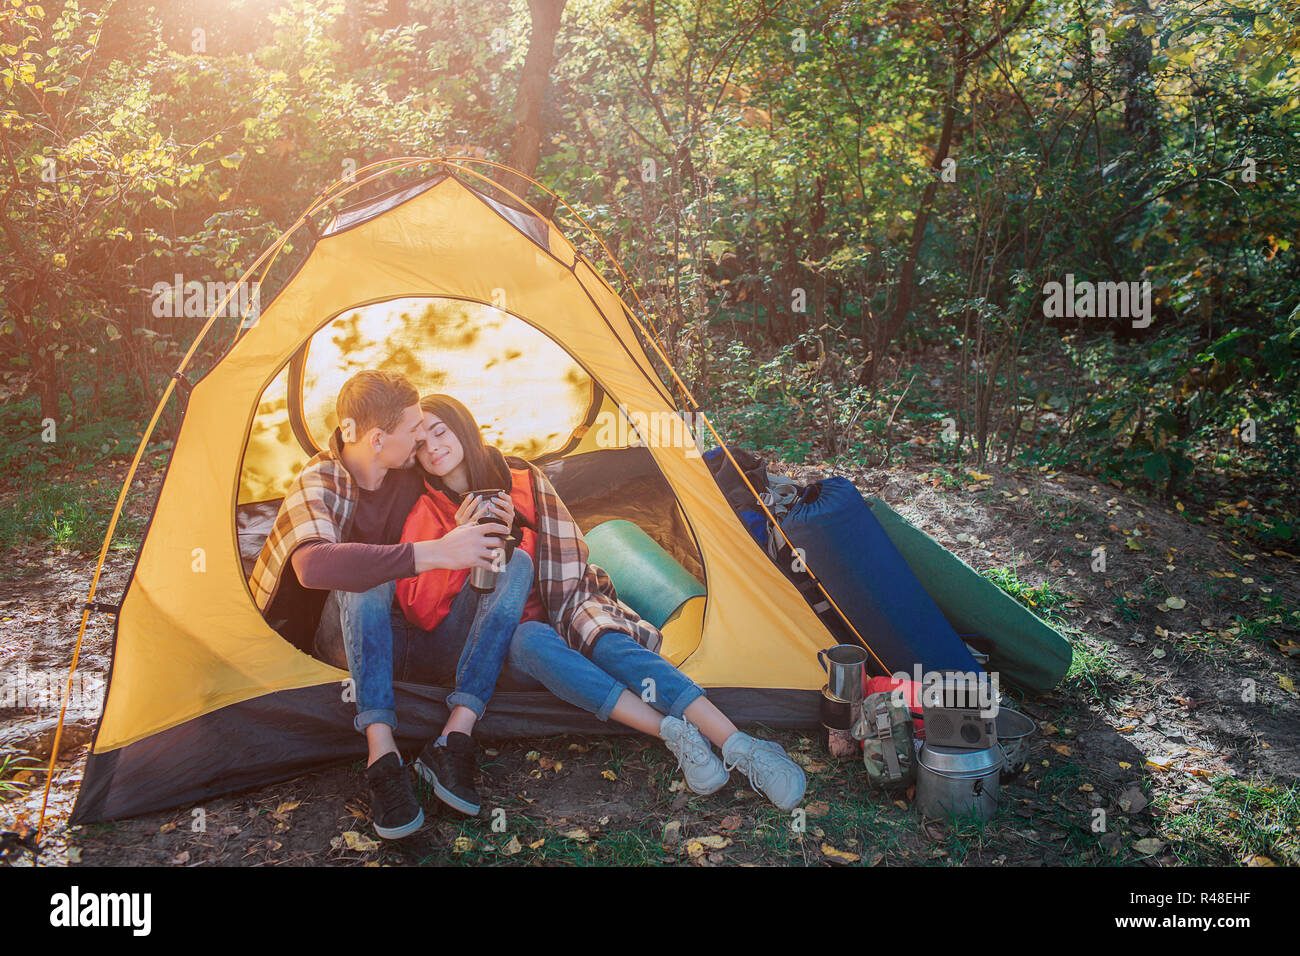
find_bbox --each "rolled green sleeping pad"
[865,498,1073,694]
[584,520,707,630]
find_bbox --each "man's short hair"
[336,370,420,439]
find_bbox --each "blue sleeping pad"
[780,477,983,677]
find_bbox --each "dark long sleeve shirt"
[289,465,425,592]
[292,540,415,592]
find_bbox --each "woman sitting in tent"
[395,394,807,811]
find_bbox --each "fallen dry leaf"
[601,770,617,781]
[500,836,522,856]
[821,843,861,864]
[1133,837,1165,855]
[1118,788,1149,813]
[342,830,380,852]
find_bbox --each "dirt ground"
[3,450,1298,867]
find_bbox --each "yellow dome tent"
[62,160,843,825]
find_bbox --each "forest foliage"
[1,0,1297,544]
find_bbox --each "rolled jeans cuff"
[354,707,397,734]
[594,682,626,722]
[446,690,488,720]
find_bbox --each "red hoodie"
[395,466,548,632]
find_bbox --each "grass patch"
[1061,635,1127,701]
[981,565,1073,622]
[1156,775,1300,866]
[0,478,144,555]
[0,752,43,798]
[1,385,168,563]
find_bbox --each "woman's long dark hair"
[417,393,512,499]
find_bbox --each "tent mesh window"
[235,295,704,661]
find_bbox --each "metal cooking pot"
[916,743,1001,821]
[819,685,854,730]
[995,708,1037,781]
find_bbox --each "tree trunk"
[36,346,61,423]
[860,47,967,386]
[1117,0,1159,157]
[858,0,1036,386]
[496,0,568,200]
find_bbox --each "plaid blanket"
[249,431,662,658]
[509,456,663,657]
[248,427,356,616]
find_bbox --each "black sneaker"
[364,752,424,839]
[414,732,481,815]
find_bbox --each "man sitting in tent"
[247,370,509,839]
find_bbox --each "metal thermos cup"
[817,644,868,703]
[467,489,509,594]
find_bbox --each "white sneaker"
[721,732,807,810]
[660,716,729,795]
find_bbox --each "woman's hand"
[453,494,486,527]
[481,491,514,529]
[454,491,513,528]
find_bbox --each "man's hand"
[412,523,504,572]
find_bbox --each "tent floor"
[71,682,819,824]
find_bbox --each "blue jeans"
[320,548,535,733]
[502,624,705,721]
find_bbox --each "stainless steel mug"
[467,489,509,593]
[817,644,868,702]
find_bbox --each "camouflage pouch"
[853,691,916,791]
